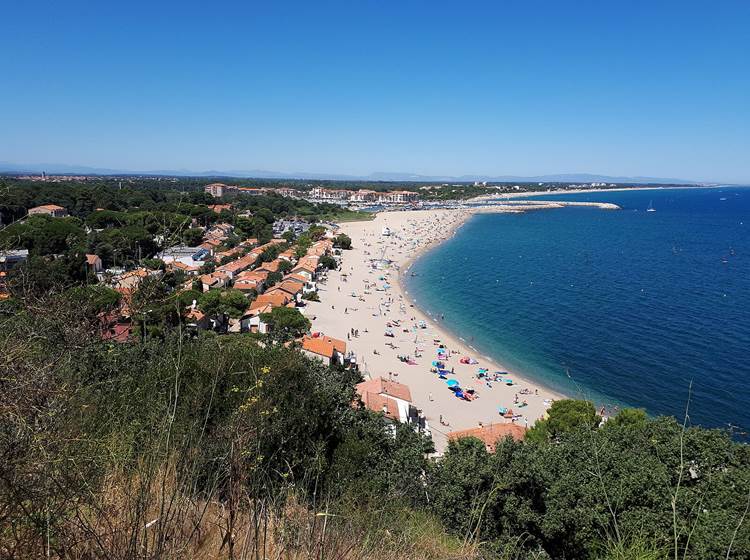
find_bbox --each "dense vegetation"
[0,179,364,290]
[2,286,748,559]
[1,179,747,559]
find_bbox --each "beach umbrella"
[446,379,460,388]
[431,361,439,366]
[504,379,514,385]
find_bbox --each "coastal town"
[3,178,747,559]
[0,182,570,454]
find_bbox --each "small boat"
[646,200,656,212]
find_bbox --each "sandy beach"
[305,209,563,452]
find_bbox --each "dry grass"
[10,463,477,560]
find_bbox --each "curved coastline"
[307,208,567,453]
[397,210,573,402]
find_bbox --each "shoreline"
[395,209,573,403]
[466,183,735,203]
[306,209,566,453]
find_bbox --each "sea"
[405,187,750,436]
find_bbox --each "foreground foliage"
[1,291,748,559]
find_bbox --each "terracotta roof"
[356,377,412,402]
[31,204,66,211]
[170,261,199,272]
[236,270,268,282]
[301,335,346,359]
[216,246,243,258]
[250,291,289,309]
[359,392,400,421]
[200,272,229,286]
[217,254,257,274]
[258,259,281,273]
[85,254,100,265]
[447,423,527,451]
[186,308,206,321]
[284,273,309,285]
[291,263,316,275]
[275,280,303,296]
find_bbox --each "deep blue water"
[405,187,750,435]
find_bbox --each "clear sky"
[1,0,749,182]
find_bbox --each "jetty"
[470,200,620,214]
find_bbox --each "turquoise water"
[405,187,750,435]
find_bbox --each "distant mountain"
[0,161,701,185]
[365,172,701,184]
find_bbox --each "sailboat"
[646,200,656,212]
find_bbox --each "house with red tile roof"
[28,204,68,217]
[198,238,222,253]
[357,377,412,402]
[290,262,317,281]
[358,392,402,422]
[447,423,527,452]
[215,253,257,278]
[85,254,103,274]
[233,270,268,293]
[301,334,346,367]
[278,248,297,262]
[168,260,201,275]
[280,274,316,294]
[249,290,291,311]
[355,377,414,423]
[268,280,304,301]
[215,246,243,260]
[256,259,282,274]
[199,271,230,291]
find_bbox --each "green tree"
[198,288,249,319]
[265,271,282,287]
[334,233,352,250]
[606,407,648,429]
[319,255,338,270]
[525,399,599,443]
[0,215,86,255]
[259,306,310,342]
[182,227,205,246]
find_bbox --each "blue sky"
[1,0,748,182]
